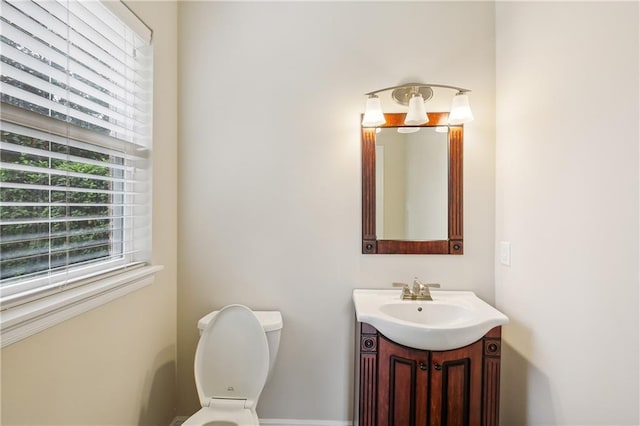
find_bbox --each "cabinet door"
[377,335,429,426]
[429,340,483,426]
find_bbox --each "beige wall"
[177,2,495,420]
[1,2,178,425]
[495,2,639,424]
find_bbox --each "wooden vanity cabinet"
[356,324,502,426]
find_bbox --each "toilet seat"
[185,304,270,426]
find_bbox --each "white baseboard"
[170,417,352,426]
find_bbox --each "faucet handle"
[392,282,411,297]
[420,283,441,293]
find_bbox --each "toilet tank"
[198,309,282,376]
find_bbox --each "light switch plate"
[500,241,511,266]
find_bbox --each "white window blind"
[0,0,153,306]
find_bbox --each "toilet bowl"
[182,305,282,426]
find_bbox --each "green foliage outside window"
[0,130,115,281]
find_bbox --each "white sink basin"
[353,289,508,351]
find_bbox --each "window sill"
[0,265,163,348]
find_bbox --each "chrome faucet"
[393,278,441,301]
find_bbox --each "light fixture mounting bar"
[364,82,471,97]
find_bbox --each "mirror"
[362,113,463,254]
[375,127,448,241]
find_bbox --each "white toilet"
[183,305,283,426]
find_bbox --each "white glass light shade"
[404,94,429,125]
[448,92,474,124]
[362,96,386,127]
[397,127,420,134]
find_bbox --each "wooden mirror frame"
[362,112,463,254]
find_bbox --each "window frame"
[1,264,162,347]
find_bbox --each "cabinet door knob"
[419,362,428,371]
[433,363,442,371]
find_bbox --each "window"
[0,0,158,346]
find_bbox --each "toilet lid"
[194,304,269,408]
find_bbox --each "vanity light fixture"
[362,82,474,127]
